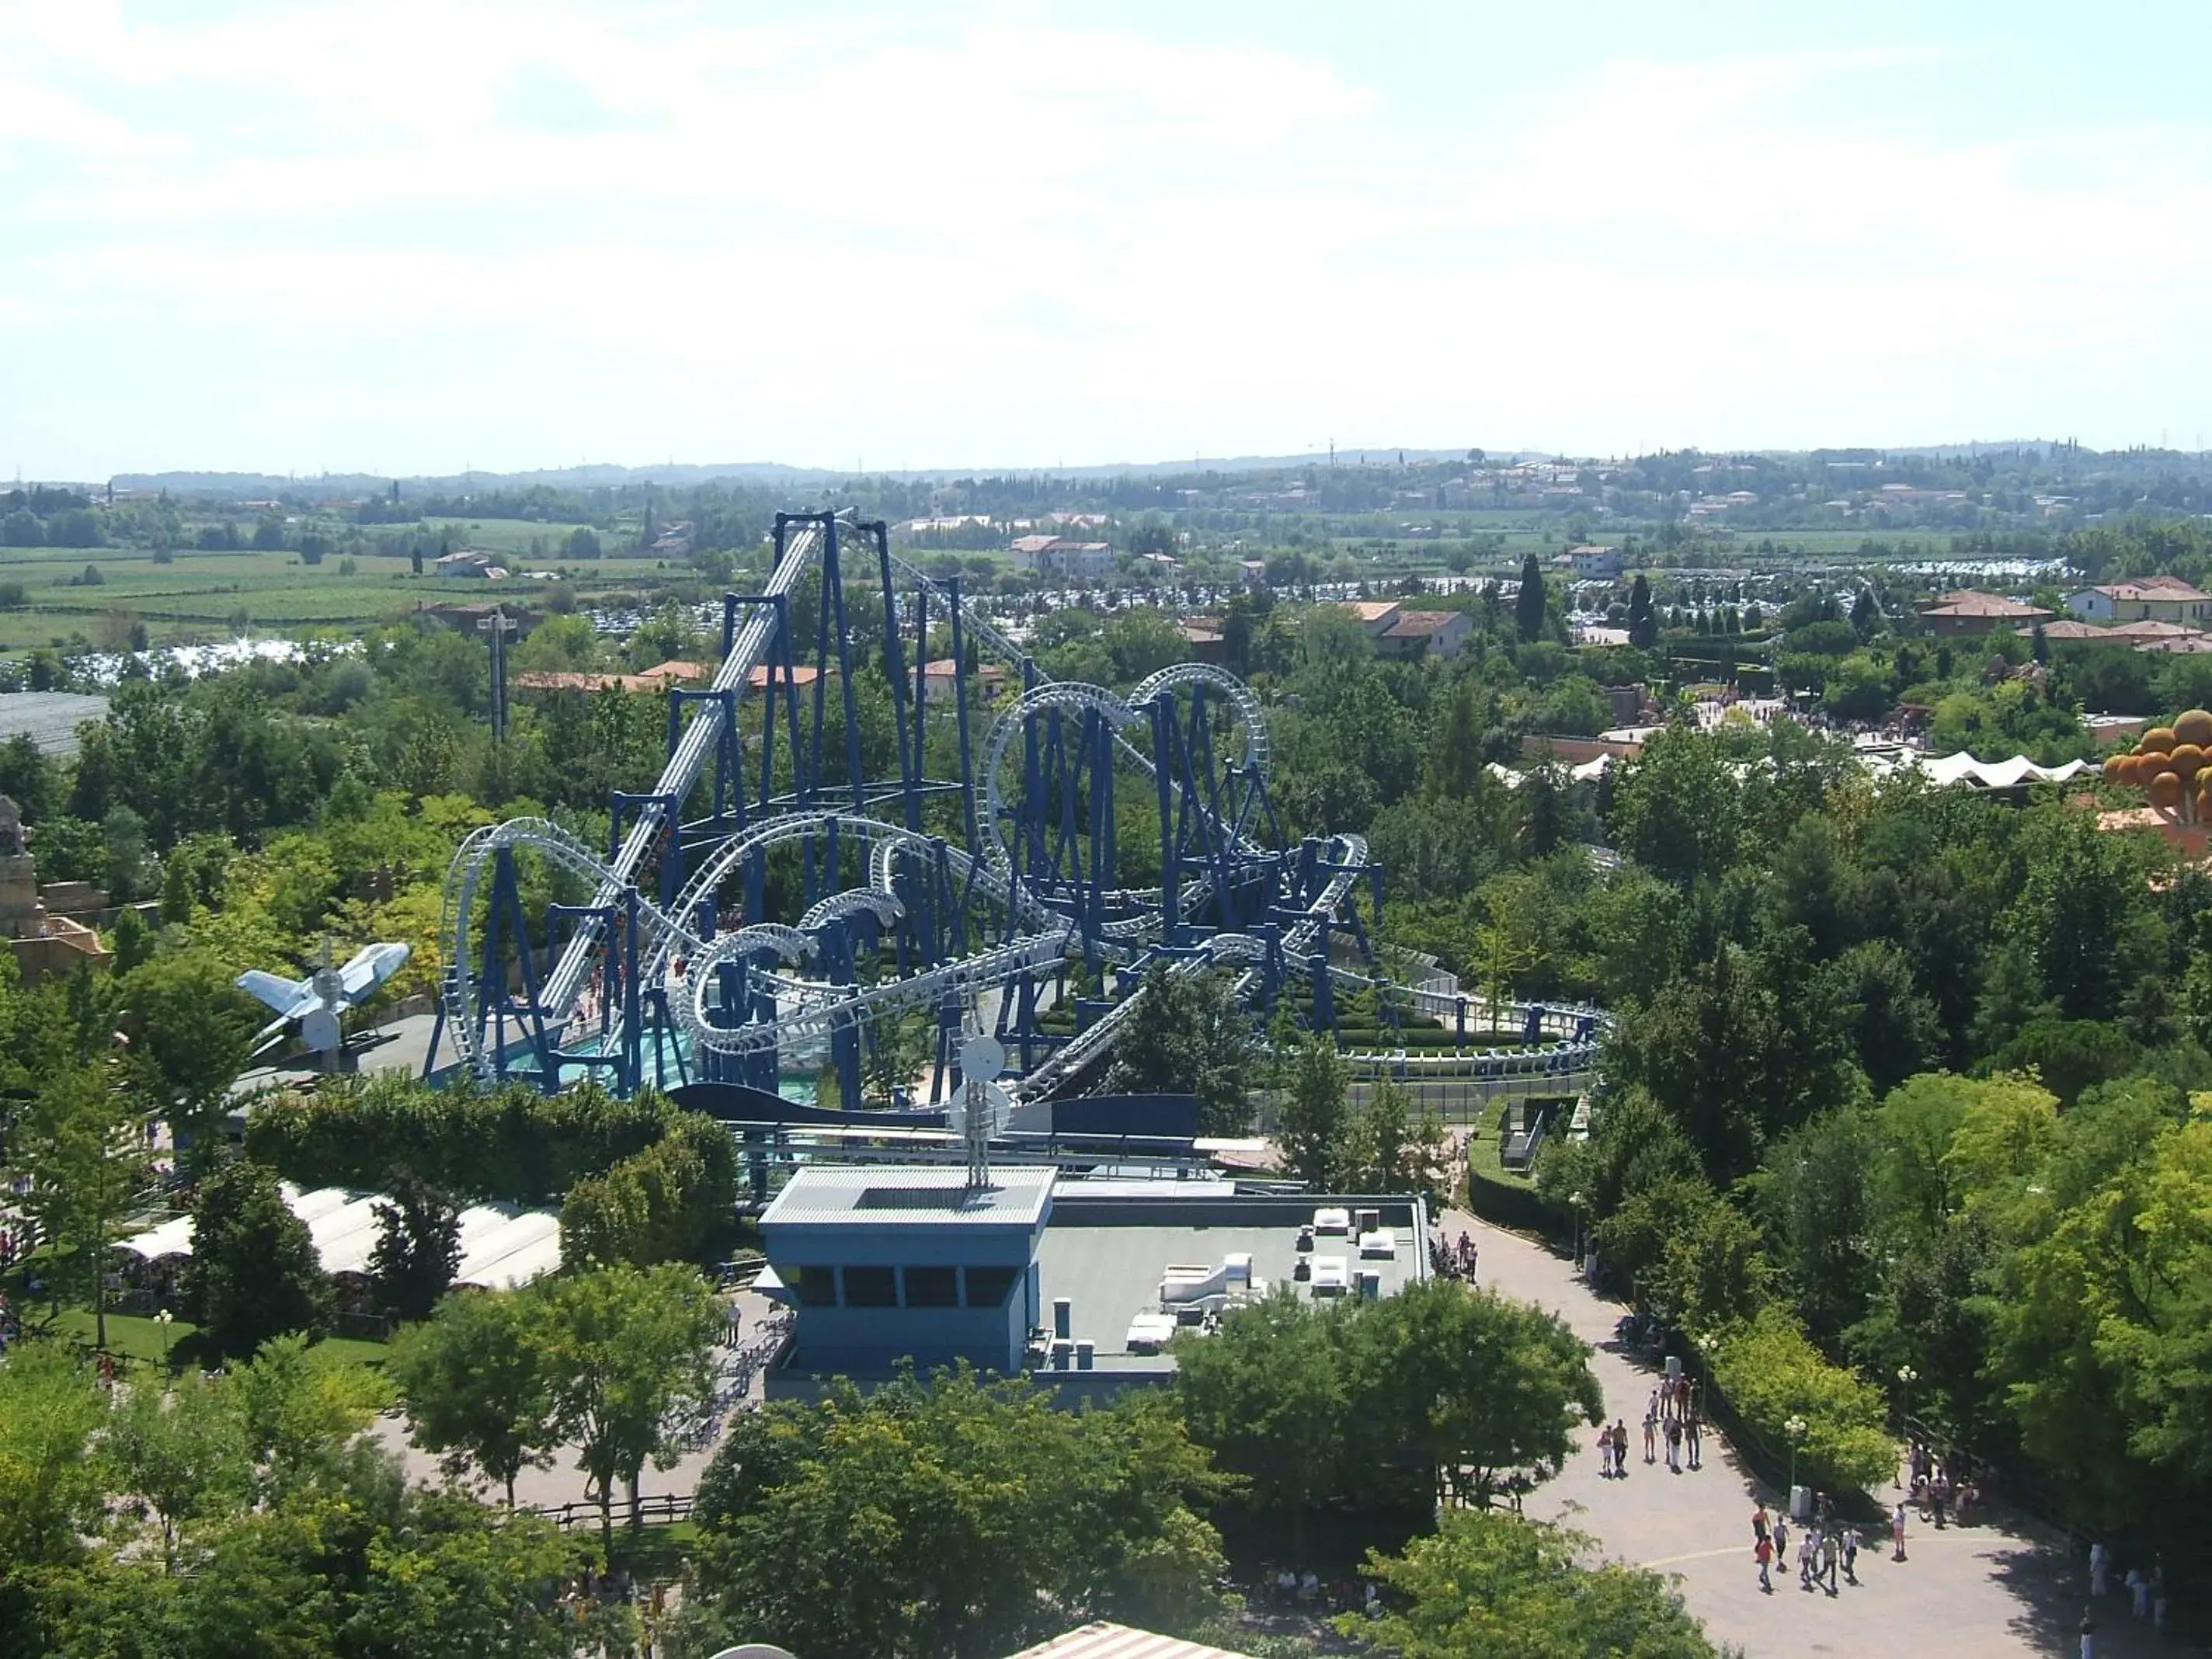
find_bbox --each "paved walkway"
[374,1287,779,1516]
[1442,1208,2185,1659]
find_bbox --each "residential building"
[1012,537,1115,582]
[1373,609,1471,662]
[2066,576,2212,624]
[1916,590,2053,636]
[1178,619,1226,664]
[433,550,505,579]
[1570,544,1622,579]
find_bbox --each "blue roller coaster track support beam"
[722,592,803,817]
[1309,951,1334,1030]
[1149,693,1181,945]
[812,916,864,1113]
[931,994,965,1104]
[479,847,555,1087]
[781,511,869,813]
[868,518,924,833]
[948,578,979,855]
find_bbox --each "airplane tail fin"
[237,970,308,1014]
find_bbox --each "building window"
[904,1266,958,1307]
[964,1265,1021,1308]
[843,1266,898,1308]
[795,1266,839,1308]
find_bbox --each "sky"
[4,0,2210,480]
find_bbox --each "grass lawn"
[46,1306,392,1375]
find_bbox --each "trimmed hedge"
[245,1071,683,1205]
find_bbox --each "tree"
[3,1063,150,1347]
[1172,1291,1350,1543]
[0,1341,110,1581]
[1350,1510,1723,1659]
[113,951,259,1167]
[1515,552,1547,643]
[389,1289,557,1507]
[370,1167,463,1320]
[1345,1279,1602,1509]
[533,1262,721,1543]
[1105,962,1260,1135]
[563,526,601,561]
[101,1375,251,1574]
[681,1368,1229,1659]
[1627,572,1657,649]
[1278,1033,1348,1188]
[184,1160,332,1359]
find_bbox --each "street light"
[1570,1192,1587,1275]
[155,1308,173,1366]
[1897,1364,1918,1428]
[1784,1414,1808,1508]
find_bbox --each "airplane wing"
[237,970,311,1015]
[338,942,409,1003]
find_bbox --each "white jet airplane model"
[237,939,412,1057]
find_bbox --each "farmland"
[0,523,684,656]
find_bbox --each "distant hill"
[110,447,1510,499]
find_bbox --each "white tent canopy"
[1867,750,2092,789]
[118,1184,562,1288]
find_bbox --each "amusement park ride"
[422,510,1602,1117]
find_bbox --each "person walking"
[1685,1407,1702,1470]
[2080,1606,2096,1659]
[1842,1526,1860,1585]
[1891,1501,1908,1561]
[2127,1566,2148,1620]
[1751,1502,1771,1559]
[1797,1529,1815,1591]
[1596,1423,1614,1477]
[1820,1529,1839,1595]
[2089,1542,2110,1599]
[1756,1532,1774,1594]
[1773,1516,1789,1573]
[1643,1395,1658,1465]
[1612,1421,1629,1478]
[1664,1414,1683,1473]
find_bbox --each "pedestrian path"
[1442,1208,2175,1658]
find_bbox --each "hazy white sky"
[4,0,2210,479]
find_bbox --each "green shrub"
[245,1071,682,1205]
[1706,1305,1894,1493]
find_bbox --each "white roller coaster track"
[437,520,1367,1091]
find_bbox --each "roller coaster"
[425,510,1606,1114]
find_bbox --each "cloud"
[2,9,2210,471]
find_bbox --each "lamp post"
[1785,1414,1808,1511]
[155,1307,173,1367]
[1897,1364,1918,1429]
[1570,1192,1587,1277]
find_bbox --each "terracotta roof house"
[1918,590,2054,636]
[2067,578,2212,625]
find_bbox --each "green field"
[0,527,675,655]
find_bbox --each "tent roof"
[119,1186,561,1288]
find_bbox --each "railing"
[528,1492,696,1531]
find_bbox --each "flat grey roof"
[1035,1202,1426,1375]
[763,1164,1056,1229]
[0,692,110,756]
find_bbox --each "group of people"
[1751,1496,1863,1597]
[1266,1567,1382,1621]
[1428,1231,1478,1281]
[1598,1374,1702,1478]
[1904,1438,1981,1527]
[2084,1541,2167,1649]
